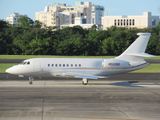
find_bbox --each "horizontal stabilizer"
[127,53,156,57]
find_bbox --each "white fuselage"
[6,58,149,78]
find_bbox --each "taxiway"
[0,80,160,120]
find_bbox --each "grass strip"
[0,55,115,59]
[0,63,18,73]
[130,64,160,73]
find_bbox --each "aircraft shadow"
[89,81,158,88]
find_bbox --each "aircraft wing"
[64,73,108,79]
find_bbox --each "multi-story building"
[6,13,27,24]
[35,11,69,28]
[91,5,104,24]
[61,17,103,30]
[102,12,160,30]
[35,2,104,28]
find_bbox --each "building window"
[114,20,116,26]
[124,19,126,26]
[118,20,120,26]
[152,19,156,26]
[130,19,132,26]
[132,19,135,26]
[121,20,123,26]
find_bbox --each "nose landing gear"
[29,76,34,85]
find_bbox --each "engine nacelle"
[102,59,130,69]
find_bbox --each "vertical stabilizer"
[115,33,154,64]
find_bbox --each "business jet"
[6,33,155,85]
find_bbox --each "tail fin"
[115,33,155,64]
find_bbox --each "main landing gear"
[82,78,88,85]
[29,76,34,85]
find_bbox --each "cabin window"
[46,63,81,67]
[23,62,26,65]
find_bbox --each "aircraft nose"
[6,68,11,73]
[6,67,14,74]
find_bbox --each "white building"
[61,17,103,30]
[102,12,160,30]
[35,11,69,28]
[35,2,104,28]
[6,13,27,24]
[91,5,104,24]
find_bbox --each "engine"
[102,59,130,69]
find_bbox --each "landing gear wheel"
[29,81,33,85]
[29,76,34,85]
[82,81,88,85]
[82,78,88,85]
[128,81,139,83]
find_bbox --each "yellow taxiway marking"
[0,113,138,120]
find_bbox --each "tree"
[1,18,159,56]
[0,20,13,54]
[90,24,97,31]
[34,20,43,28]
[17,16,34,28]
[146,23,160,55]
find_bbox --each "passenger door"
[34,61,41,72]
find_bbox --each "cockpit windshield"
[20,61,30,65]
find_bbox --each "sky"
[0,0,160,20]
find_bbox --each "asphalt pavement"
[0,80,160,120]
[0,59,160,63]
